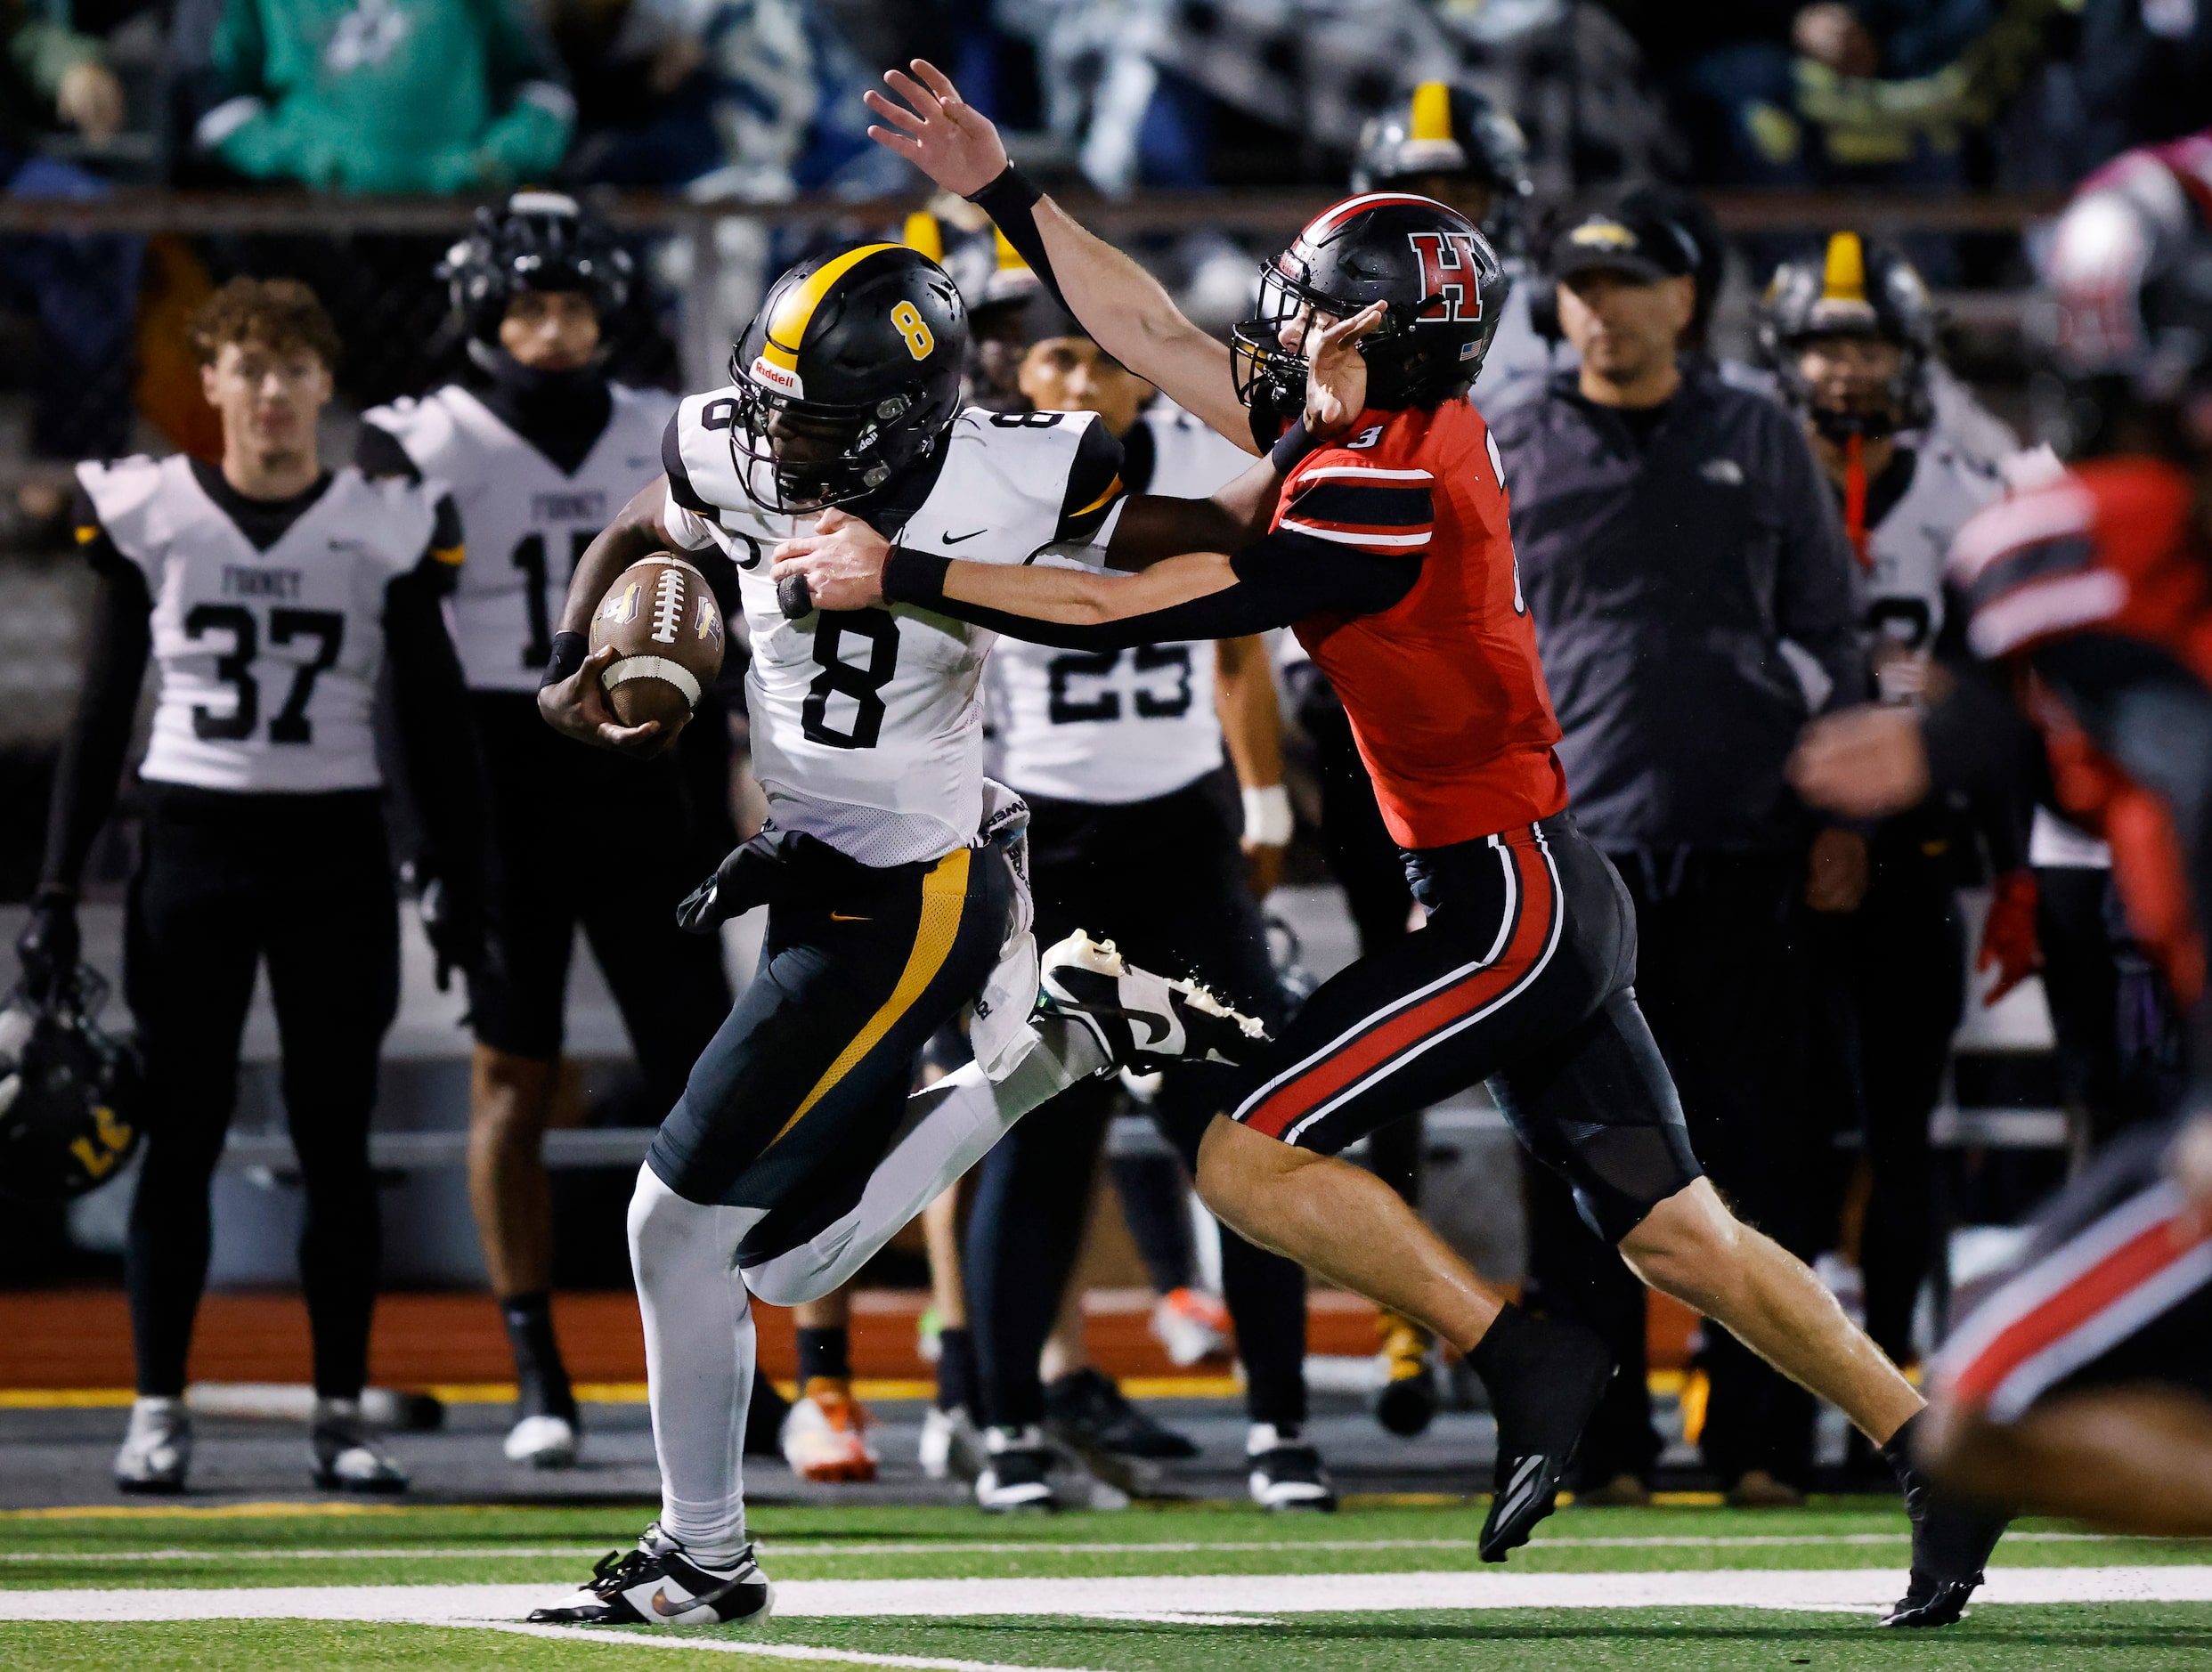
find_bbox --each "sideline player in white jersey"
[361,193,739,1472]
[527,241,1287,1627]
[964,330,1330,1510]
[14,279,484,1494]
[1760,231,2022,1391]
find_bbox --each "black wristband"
[541,630,589,687]
[964,164,1066,311]
[965,161,1042,215]
[1268,418,1323,476]
[883,546,952,607]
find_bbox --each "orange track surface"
[0,1287,1698,1390]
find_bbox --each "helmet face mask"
[1760,232,1936,441]
[1232,195,1506,422]
[441,191,632,369]
[727,243,968,516]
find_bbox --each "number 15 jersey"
[660,397,1124,866]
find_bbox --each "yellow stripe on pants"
[769,847,972,1148]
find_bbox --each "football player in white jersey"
[1761,232,2021,1398]
[360,193,738,1473]
[15,279,484,1494]
[526,241,1283,1628]
[961,330,1330,1509]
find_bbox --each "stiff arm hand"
[866,61,1253,451]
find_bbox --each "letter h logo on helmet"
[1407,231,1486,324]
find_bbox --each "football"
[588,555,726,734]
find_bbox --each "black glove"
[403,860,484,994]
[17,886,80,1005]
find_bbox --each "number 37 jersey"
[661,395,1124,865]
[75,453,455,793]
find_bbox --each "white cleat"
[1038,930,1268,1073]
[781,1385,880,1483]
[504,1412,580,1469]
[529,1522,773,1627]
[311,1398,409,1493]
[919,1403,984,1482]
[114,1397,191,1495]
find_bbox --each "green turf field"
[3,1501,2209,1669]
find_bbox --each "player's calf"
[1037,929,1267,1073]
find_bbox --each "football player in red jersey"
[1793,131,2212,1535]
[774,63,2005,1619]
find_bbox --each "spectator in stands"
[558,0,903,200]
[1,0,141,524]
[2070,0,2212,161]
[186,0,573,194]
[1488,194,1867,1507]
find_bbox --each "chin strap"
[1842,431,1872,570]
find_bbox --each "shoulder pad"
[74,455,175,572]
[335,467,443,570]
[667,387,749,517]
[898,409,1112,562]
[362,390,464,466]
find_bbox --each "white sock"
[744,1016,1106,1307]
[627,1165,760,1567]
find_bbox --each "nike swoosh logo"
[830,912,871,922]
[940,529,987,545]
[648,1587,693,1618]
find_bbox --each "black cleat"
[975,1426,1058,1512]
[1248,1424,1338,1512]
[1472,1309,1614,1562]
[1879,1413,2011,1628]
[1045,1366,1198,1461]
[529,1522,773,1627]
[1374,1312,1441,1439]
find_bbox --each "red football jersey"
[1949,457,2212,1000]
[1276,399,1569,848]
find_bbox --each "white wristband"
[1241,783,1294,848]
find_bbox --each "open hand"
[864,61,1010,197]
[1305,301,1387,439]
[772,508,892,613]
[538,642,666,755]
[1789,703,1931,819]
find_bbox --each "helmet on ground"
[1232,194,1507,422]
[1759,231,1939,439]
[0,969,142,1203]
[728,242,969,514]
[2030,134,2212,459]
[1353,82,1533,249]
[440,191,634,361]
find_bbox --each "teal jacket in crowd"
[197,0,573,194]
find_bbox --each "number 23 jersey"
[660,396,1124,865]
[75,453,458,792]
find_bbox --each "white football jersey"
[661,395,1123,865]
[1863,435,2007,654]
[77,454,445,792]
[364,383,672,690]
[987,400,1246,806]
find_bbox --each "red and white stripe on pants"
[1935,1181,2212,1422]
[1232,826,1562,1148]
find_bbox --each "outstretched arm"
[866,61,1252,450]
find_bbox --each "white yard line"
[472,1618,1108,1672]
[1,1566,2209,1622]
[0,1530,2139,1563]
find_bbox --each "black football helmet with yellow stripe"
[1759,231,1938,439]
[729,242,969,514]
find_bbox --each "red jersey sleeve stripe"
[1278,518,1433,549]
[1287,480,1435,526]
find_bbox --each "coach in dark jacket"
[1488,193,1867,1506]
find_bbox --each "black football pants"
[123,785,400,1400]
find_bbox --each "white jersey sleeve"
[78,455,443,793]
[1864,436,2006,653]
[365,383,672,690]
[658,397,1127,864]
